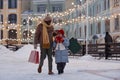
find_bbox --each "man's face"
[45,20,51,25]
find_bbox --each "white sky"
[0,44,120,80]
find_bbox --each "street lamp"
[27,16,30,44]
[0,10,2,43]
[85,0,89,55]
[47,0,51,12]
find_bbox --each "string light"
[0,0,120,42]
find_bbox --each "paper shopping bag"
[28,50,39,64]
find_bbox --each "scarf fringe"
[42,21,51,48]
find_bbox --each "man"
[34,14,54,75]
[104,32,113,59]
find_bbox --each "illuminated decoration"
[22,19,27,25]
[8,29,17,39]
[0,0,120,42]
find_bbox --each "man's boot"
[48,70,54,75]
[38,66,42,73]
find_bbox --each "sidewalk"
[0,53,120,80]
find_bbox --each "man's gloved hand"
[34,44,37,49]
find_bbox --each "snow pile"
[79,54,95,60]
[0,45,13,54]
[14,44,40,61]
[15,44,40,54]
[0,44,120,80]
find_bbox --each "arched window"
[22,19,27,25]
[115,15,119,30]
[8,14,17,24]
[23,30,32,39]
[0,0,3,9]
[0,14,3,23]
[8,0,17,8]
[8,29,17,39]
[0,30,3,39]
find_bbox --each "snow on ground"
[0,44,120,80]
[14,44,40,61]
[0,45,13,54]
[79,54,95,60]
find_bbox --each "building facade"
[31,0,65,13]
[63,0,120,43]
[0,0,30,44]
[21,0,65,43]
[0,0,120,44]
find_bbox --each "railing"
[4,44,23,51]
[69,43,120,60]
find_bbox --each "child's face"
[58,33,62,37]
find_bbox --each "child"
[53,29,69,74]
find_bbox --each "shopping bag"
[28,50,39,64]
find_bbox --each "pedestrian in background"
[104,32,113,59]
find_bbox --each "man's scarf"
[42,21,52,48]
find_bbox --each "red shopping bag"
[28,50,39,64]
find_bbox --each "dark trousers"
[57,62,66,74]
[39,47,53,71]
[105,45,111,59]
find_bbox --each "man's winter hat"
[44,14,52,21]
[58,29,64,35]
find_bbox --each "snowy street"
[0,44,120,80]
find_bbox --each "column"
[110,16,114,32]
[3,0,8,44]
[101,19,105,34]
[94,20,97,34]
[47,0,51,12]
[101,0,104,12]
[76,23,80,38]
[17,0,22,44]
[81,22,85,39]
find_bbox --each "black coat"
[105,34,112,44]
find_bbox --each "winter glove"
[55,36,64,43]
[34,44,37,49]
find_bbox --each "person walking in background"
[34,14,54,75]
[53,29,69,74]
[104,32,113,59]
